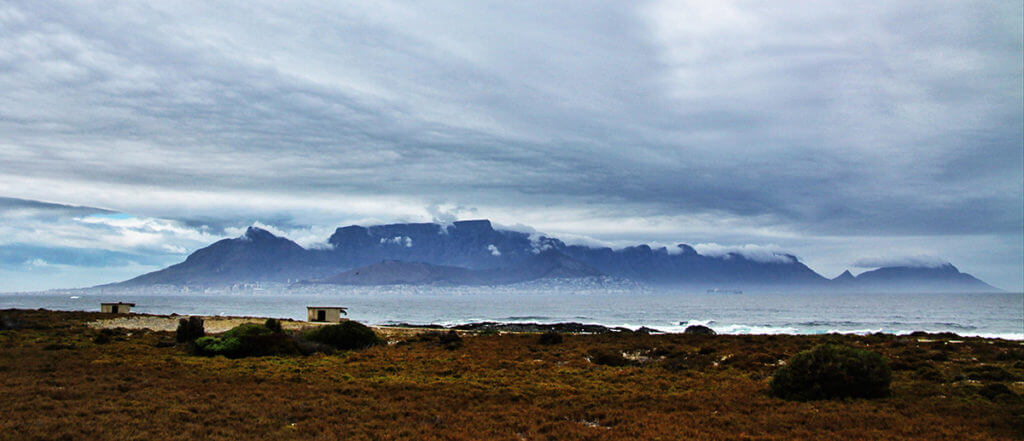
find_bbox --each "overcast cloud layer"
[1,1,1021,291]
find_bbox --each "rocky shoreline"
[388,321,665,334]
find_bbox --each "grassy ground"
[1,309,1021,440]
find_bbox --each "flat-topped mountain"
[105,220,999,292]
[841,263,997,292]
[324,220,548,270]
[316,219,828,287]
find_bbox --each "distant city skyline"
[0,1,1021,291]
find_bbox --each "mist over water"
[2,287,1021,340]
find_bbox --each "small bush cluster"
[914,364,946,382]
[770,344,891,401]
[190,319,383,358]
[977,383,1019,402]
[538,331,563,345]
[264,318,283,334]
[0,315,21,331]
[413,331,443,342]
[661,351,714,371]
[588,348,634,367]
[963,365,1018,382]
[175,316,205,343]
[438,330,463,350]
[891,347,950,371]
[721,351,779,371]
[995,348,1024,361]
[92,328,123,345]
[194,323,299,358]
[302,321,383,351]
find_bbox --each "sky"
[0,1,1021,292]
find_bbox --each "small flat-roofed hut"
[100,302,135,314]
[307,306,348,323]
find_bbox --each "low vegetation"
[193,322,301,358]
[538,330,563,345]
[192,319,383,358]
[437,330,463,350]
[770,343,892,400]
[0,309,1021,440]
[175,316,205,343]
[301,320,382,350]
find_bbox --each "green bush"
[194,335,243,355]
[770,344,891,400]
[176,316,205,343]
[302,321,382,350]
[222,323,272,339]
[194,322,299,358]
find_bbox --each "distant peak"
[833,270,855,281]
[676,244,698,255]
[243,226,276,241]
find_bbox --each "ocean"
[2,286,1021,340]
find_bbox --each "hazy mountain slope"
[112,227,318,286]
[560,244,828,287]
[850,264,998,292]
[319,261,478,285]
[314,250,603,286]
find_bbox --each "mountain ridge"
[107,220,999,292]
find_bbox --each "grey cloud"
[0,196,113,217]
[0,1,1020,289]
[853,255,950,269]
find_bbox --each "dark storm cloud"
[0,1,1021,289]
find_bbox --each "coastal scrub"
[771,343,892,400]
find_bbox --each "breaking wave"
[670,318,1018,340]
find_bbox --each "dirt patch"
[87,315,325,333]
[87,314,429,337]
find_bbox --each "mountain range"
[111,220,998,292]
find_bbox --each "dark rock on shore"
[386,323,446,329]
[635,326,664,334]
[684,325,717,335]
[450,322,631,334]
[388,322,662,334]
